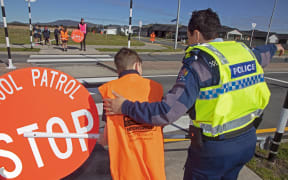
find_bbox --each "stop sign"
[0,67,99,180]
[71,29,84,43]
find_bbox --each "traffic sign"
[0,67,99,180]
[71,29,84,43]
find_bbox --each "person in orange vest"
[150,32,156,43]
[98,48,166,180]
[60,27,69,51]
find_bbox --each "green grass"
[69,34,145,46]
[0,28,31,44]
[0,48,40,52]
[0,28,145,46]
[247,142,288,180]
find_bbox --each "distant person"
[98,48,166,180]
[43,26,50,45]
[60,27,69,51]
[54,26,60,46]
[150,32,155,43]
[33,24,41,45]
[38,25,43,45]
[78,18,87,51]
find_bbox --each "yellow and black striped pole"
[128,0,132,48]
[268,90,288,161]
[0,0,15,69]
[27,0,33,49]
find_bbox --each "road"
[1,53,287,180]
[2,53,287,132]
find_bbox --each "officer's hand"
[103,91,126,115]
[276,44,285,56]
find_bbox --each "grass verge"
[0,48,40,52]
[247,142,288,180]
[0,28,145,46]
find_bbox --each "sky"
[3,0,288,33]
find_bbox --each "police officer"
[104,8,285,179]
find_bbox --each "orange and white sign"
[71,29,84,43]
[0,67,99,180]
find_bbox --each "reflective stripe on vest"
[200,109,263,135]
[199,74,264,100]
[201,43,229,64]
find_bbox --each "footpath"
[1,43,288,180]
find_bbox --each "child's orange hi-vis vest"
[98,72,166,180]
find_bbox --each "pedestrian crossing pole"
[0,0,15,69]
[128,0,132,48]
[268,90,288,162]
[27,0,33,49]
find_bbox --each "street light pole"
[138,20,142,41]
[265,0,278,44]
[174,0,181,50]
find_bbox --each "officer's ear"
[134,62,142,75]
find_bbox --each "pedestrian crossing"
[27,54,114,63]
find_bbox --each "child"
[98,48,166,180]
[60,27,68,51]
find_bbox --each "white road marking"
[27,58,114,63]
[265,77,288,84]
[265,72,288,74]
[163,116,190,133]
[77,75,177,84]
[78,77,117,84]
[30,55,111,58]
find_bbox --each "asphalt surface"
[1,53,287,180]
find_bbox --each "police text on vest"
[229,61,256,79]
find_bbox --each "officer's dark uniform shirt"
[121,38,278,125]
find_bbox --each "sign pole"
[0,0,15,69]
[250,23,256,47]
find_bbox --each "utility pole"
[174,0,181,49]
[265,0,278,44]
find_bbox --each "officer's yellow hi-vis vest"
[186,41,271,137]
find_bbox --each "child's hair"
[114,48,142,73]
[64,27,67,32]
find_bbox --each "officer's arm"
[252,44,279,68]
[121,66,200,126]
